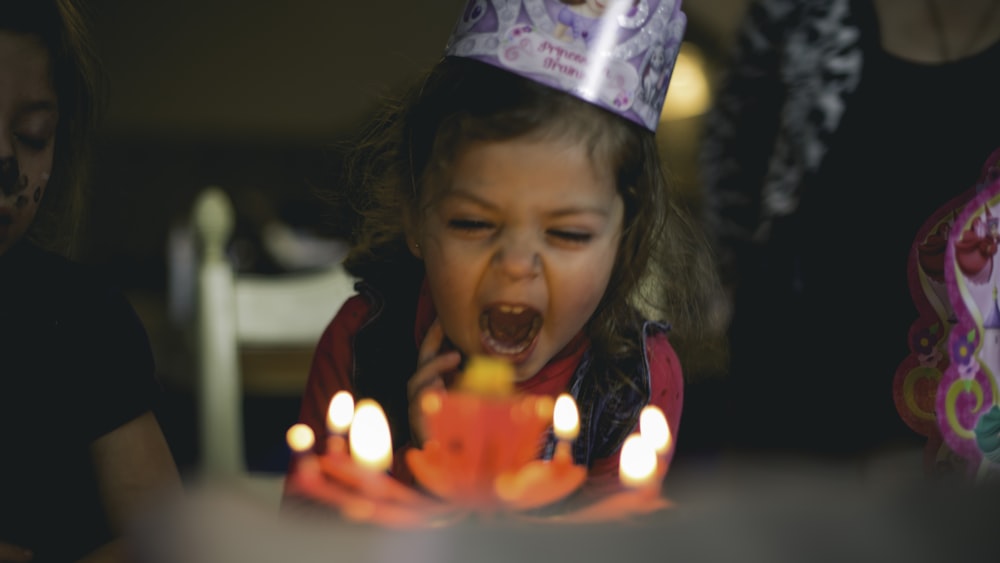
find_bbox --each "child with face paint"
[0,2,182,561]
[284,0,714,501]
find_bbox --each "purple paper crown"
[445,0,687,132]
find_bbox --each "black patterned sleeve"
[698,0,797,287]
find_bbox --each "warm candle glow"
[535,396,554,420]
[619,434,657,488]
[553,393,579,441]
[349,399,393,472]
[421,390,442,415]
[639,405,671,455]
[286,423,316,453]
[327,390,355,434]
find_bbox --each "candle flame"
[619,433,657,488]
[639,405,671,455]
[286,423,316,453]
[553,393,579,441]
[349,399,393,472]
[327,390,355,434]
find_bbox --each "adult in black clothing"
[700,0,1000,459]
[0,1,182,561]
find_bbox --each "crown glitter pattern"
[445,0,687,132]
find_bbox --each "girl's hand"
[0,541,32,562]
[407,318,461,446]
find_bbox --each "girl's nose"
[492,231,541,280]
[0,155,22,196]
[0,133,23,196]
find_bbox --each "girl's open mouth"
[480,304,542,362]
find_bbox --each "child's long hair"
[337,57,719,388]
[1,0,105,258]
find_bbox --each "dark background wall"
[87,0,743,138]
[83,0,469,288]
[80,0,746,286]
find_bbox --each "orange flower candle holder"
[285,356,672,527]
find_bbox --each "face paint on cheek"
[35,172,49,203]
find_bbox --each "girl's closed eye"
[15,132,52,151]
[548,229,593,244]
[15,111,58,151]
[15,135,51,151]
[448,218,495,233]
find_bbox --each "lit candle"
[639,405,671,455]
[286,423,319,476]
[639,405,671,480]
[319,398,435,507]
[618,433,657,489]
[552,393,579,464]
[326,390,355,456]
[349,399,393,473]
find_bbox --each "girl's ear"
[403,208,423,259]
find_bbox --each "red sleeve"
[282,295,370,498]
[585,332,684,489]
[646,332,684,472]
[282,293,426,505]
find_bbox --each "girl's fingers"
[409,317,465,444]
[417,318,446,366]
[408,319,462,445]
[410,317,460,400]
[407,351,460,402]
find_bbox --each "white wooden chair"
[189,186,357,506]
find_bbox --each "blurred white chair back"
[190,186,356,505]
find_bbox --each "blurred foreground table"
[134,449,998,563]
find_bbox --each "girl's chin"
[511,362,544,382]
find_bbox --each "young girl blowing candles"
[284,0,717,500]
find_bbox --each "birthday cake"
[284,356,671,528]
